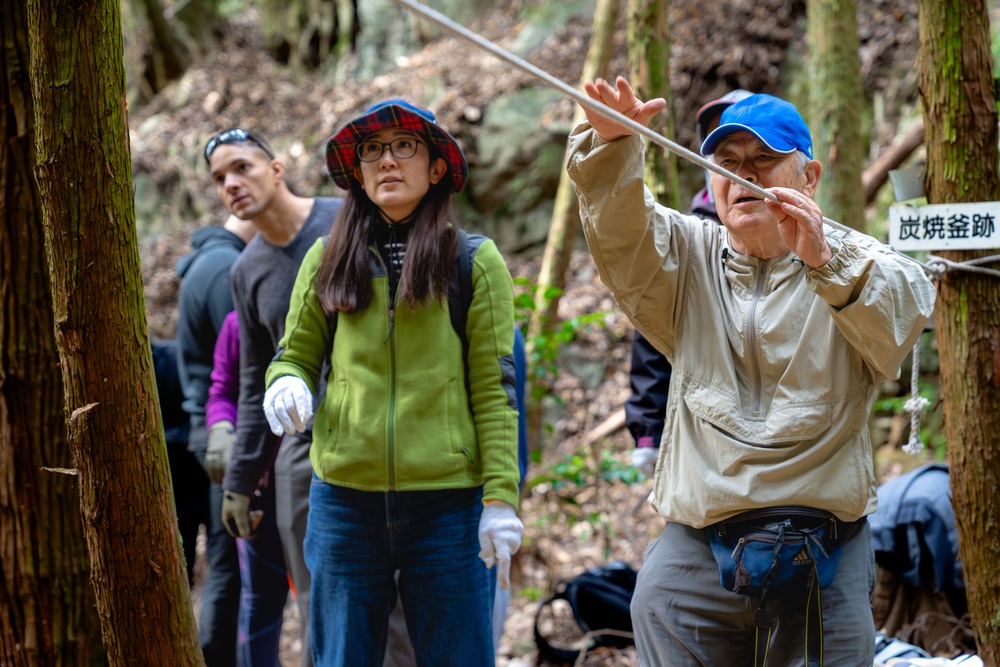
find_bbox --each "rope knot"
[903,395,930,413]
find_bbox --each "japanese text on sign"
[888,202,1000,251]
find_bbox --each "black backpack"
[533,560,638,663]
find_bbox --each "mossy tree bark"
[0,0,106,664]
[525,0,619,453]
[807,0,866,230]
[25,0,204,664]
[628,0,679,210]
[918,0,1000,661]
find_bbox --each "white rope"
[902,337,930,455]
[390,0,999,283]
[926,253,1000,280]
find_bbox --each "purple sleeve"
[205,310,240,428]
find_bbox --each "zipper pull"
[383,307,395,344]
[730,537,745,559]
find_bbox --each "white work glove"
[205,420,235,486]
[221,490,263,539]
[263,376,313,436]
[631,446,659,479]
[478,502,523,590]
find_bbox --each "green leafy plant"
[526,444,643,559]
[518,586,546,603]
[513,277,608,404]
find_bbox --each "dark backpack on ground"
[533,560,638,664]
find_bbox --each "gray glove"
[221,490,263,539]
[205,420,236,486]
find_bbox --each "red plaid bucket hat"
[326,98,468,194]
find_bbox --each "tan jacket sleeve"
[805,230,937,380]
[566,124,697,359]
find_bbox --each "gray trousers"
[632,520,876,667]
[275,434,314,667]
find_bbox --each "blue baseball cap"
[699,94,813,159]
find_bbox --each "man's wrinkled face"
[209,143,280,219]
[710,131,817,237]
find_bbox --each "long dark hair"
[316,173,458,314]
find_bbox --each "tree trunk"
[25,0,204,664]
[524,0,619,453]
[628,0,679,210]
[918,0,1000,662]
[807,0,865,230]
[0,1,106,664]
[139,0,186,91]
[172,0,224,55]
[260,0,342,71]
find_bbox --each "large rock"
[464,87,570,251]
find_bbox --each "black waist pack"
[705,507,845,604]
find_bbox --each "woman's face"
[356,128,448,222]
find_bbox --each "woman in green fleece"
[262,98,522,667]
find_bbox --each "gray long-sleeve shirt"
[223,196,342,495]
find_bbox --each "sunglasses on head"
[204,128,275,164]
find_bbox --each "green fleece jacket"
[266,237,520,508]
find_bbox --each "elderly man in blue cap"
[566,77,937,666]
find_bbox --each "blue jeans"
[305,479,494,667]
[192,426,241,666]
[237,480,289,667]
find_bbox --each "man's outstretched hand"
[581,76,667,143]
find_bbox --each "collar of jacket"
[720,236,806,297]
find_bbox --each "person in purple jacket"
[207,310,289,667]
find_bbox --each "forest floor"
[140,2,944,664]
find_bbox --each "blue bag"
[705,508,859,666]
[706,507,843,603]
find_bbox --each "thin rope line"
[391,0,827,217]
[391,0,998,281]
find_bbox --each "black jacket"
[175,225,247,427]
[151,339,190,447]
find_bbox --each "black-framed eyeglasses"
[356,137,425,162]
[204,128,275,164]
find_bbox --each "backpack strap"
[532,591,587,664]
[448,228,486,400]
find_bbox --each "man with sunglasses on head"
[205,127,342,667]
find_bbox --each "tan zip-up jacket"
[567,126,937,528]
